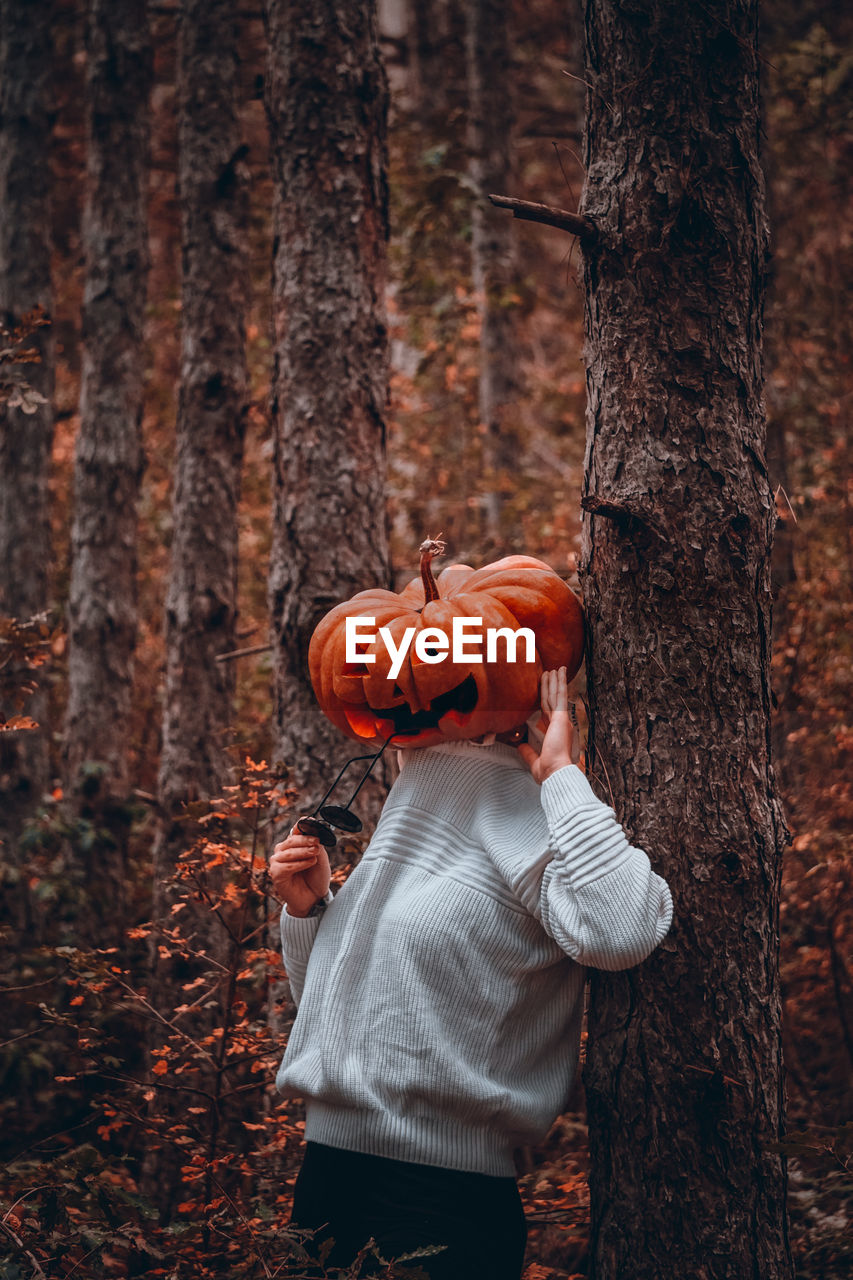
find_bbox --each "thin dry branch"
[488,193,597,242]
[0,1219,49,1280]
[216,642,272,663]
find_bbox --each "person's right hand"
[270,826,332,918]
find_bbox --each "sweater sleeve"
[536,766,673,970]
[279,910,323,1006]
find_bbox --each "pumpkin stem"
[419,536,446,603]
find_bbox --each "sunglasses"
[296,734,395,848]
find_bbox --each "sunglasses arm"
[310,734,395,815]
[342,734,394,807]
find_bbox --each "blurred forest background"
[0,0,851,1277]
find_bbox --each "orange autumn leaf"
[202,843,229,867]
[0,715,39,732]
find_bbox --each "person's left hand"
[517,667,581,783]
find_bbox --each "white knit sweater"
[275,739,672,1176]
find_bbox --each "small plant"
[1,760,432,1278]
[0,305,50,415]
[0,612,54,735]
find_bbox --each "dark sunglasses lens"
[319,805,363,833]
[296,817,337,848]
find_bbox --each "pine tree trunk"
[578,2,793,1277]
[465,0,521,551]
[140,0,249,1218]
[63,1,149,947]
[158,0,248,816]
[760,45,796,613]
[65,0,150,803]
[407,0,453,121]
[264,0,391,818]
[0,1,54,835]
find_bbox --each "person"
[270,667,673,1279]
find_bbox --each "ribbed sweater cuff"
[280,910,322,960]
[540,764,601,815]
[540,765,633,889]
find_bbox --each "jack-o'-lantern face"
[309,540,585,748]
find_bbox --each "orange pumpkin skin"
[309,551,585,748]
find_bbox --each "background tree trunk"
[578,1,794,1277]
[407,0,453,122]
[158,0,248,818]
[141,0,249,1218]
[65,0,150,799]
[0,1,54,842]
[465,0,521,551]
[264,0,391,819]
[63,0,150,932]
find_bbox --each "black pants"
[290,1141,527,1280]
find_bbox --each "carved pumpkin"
[309,539,584,748]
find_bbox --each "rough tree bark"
[464,0,521,550]
[760,45,796,613]
[0,1,54,832]
[264,0,391,818]
[158,0,248,817]
[64,0,150,808]
[140,0,249,1217]
[578,1,793,1277]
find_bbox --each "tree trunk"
[158,0,248,817]
[63,1,149,946]
[760,45,796,614]
[464,0,521,552]
[65,0,150,804]
[578,2,793,1277]
[407,0,453,121]
[0,1,54,837]
[141,0,249,1218]
[264,0,391,819]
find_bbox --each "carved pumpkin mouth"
[369,674,479,738]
